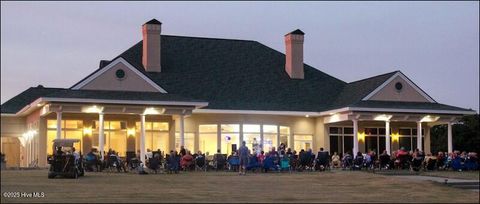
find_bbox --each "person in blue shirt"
[238,141,249,175]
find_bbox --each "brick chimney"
[142,19,162,72]
[285,29,305,79]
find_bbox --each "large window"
[243,124,261,153]
[47,120,83,155]
[329,127,353,155]
[221,124,240,154]
[175,132,194,152]
[363,127,386,154]
[263,125,278,152]
[294,135,313,152]
[94,121,127,156]
[199,124,218,156]
[279,126,290,148]
[399,128,424,151]
[136,122,169,153]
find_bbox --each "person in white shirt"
[72,147,80,163]
[145,148,153,160]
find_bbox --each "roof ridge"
[162,34,255,43]
[348,70,399,84]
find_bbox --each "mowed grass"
[1,169,479,203]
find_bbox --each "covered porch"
[323,109,463,155]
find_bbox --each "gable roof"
[361,71,436,102]
[71,57,167,93]
[329,71,398,109]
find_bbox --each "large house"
[1,19,475,168]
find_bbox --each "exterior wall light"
[357,132,365,142]
[83,127,92,136]
[391,133,400,142]
[127,128,136,136]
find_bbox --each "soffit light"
[420,115,440,122]
[82,105,104,113]
[144,107,160,115]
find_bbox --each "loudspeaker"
[232,144,237,152]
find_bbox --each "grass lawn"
[1,169,479,203]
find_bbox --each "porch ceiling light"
[22,130,37,141]
[305,115,310,118]
[82,105,104,113]
[374,114,392,121]
[144,107,160,115]
[420,115,440,122]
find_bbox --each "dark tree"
[430,114,479,153]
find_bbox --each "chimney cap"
[144,19,162,25]
[286,29,305,36]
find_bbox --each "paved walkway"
[393,175,479,192]
[395,175,478,182]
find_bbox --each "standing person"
[238,141,249,175]
[252,138,259,155]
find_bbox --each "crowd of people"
[79,143,479,175]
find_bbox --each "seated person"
[379,150,391,169]
[331,152,341,168]
[213,149,226,170]
[166,150,179,173]
[180,151,194,170]
[353,152,364,170]
[316,148,330,170]
[85,149,99,171]
[148,154,161,173]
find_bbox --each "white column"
[447,122,453,153]
[140,114,146,165]
[417,121,422,151]
[260,125,264,152]
[56,111,62,139]
[179,115,185,147]
[217,124,221,152]
[239,124,244,144]
[353,119,359,154]
[385,120,391,155]
[99,113,105,160]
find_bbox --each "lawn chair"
[379,154,391,170]
[195,154,207,172]
[246,155,261,172]
[263,155,279,173]
[106,155,122,173]
[228,155,240,172]
[315,151,330,171]
[213,154,227,171]
[280,156,291,173]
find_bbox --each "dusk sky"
[1,2,478,111]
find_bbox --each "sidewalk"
[393,175,479,192]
